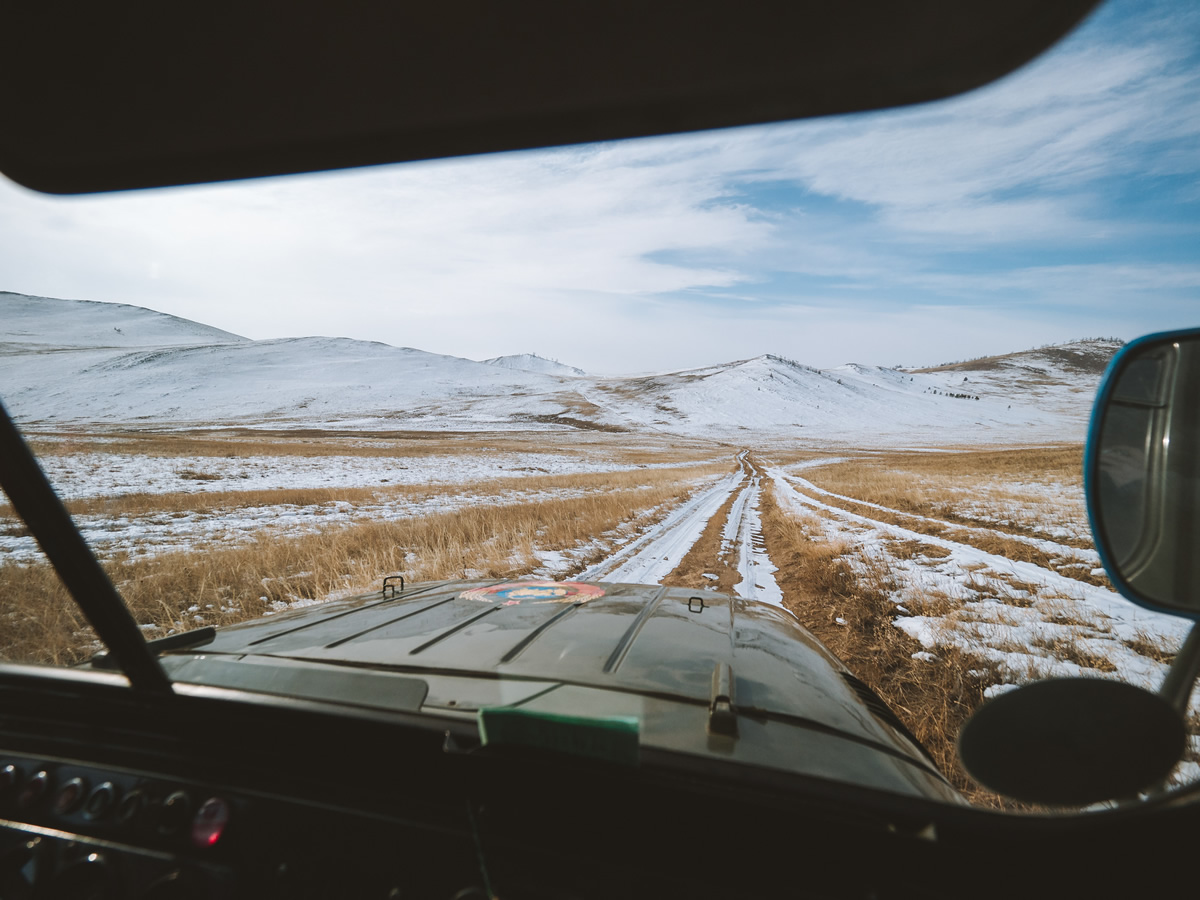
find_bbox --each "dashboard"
[5,663,1199,899]
[0,660,978,900]
[0,754,236,898]
[0,667,487,899]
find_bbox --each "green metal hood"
[156,579,964,803]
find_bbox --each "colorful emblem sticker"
[460,581,606,604]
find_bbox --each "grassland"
[795,446,1092,546]
[0,429,726,664]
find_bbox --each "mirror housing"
[1085,328,1200,617]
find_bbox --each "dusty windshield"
[0,0,1197,806]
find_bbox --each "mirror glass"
[1089,333,1200,613]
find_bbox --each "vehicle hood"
[156,579,963,803]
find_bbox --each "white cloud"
[0,0,1196,373]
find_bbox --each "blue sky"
[2,0,1198,374]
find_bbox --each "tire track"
[786,471,1099,566]
[721,458,783,607]
[767,466,1173,631]
[580,453,748,583]
[581,451,785,608]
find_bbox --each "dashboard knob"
[53,778,88,816]
[83,783,118,821]
[17,770,49,809]
[157,791,191,836]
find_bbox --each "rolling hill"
[0,292,1119,443]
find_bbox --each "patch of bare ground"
[517,414,628,433]
[781,478,1111,589]
[886,539,950,561]
[22,428,721,464]
[758,484,1017,808]
[0,471,712,667]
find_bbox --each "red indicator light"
[191,797,230,849]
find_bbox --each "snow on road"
[722,463,783,607]
[580,466,746,583]
[581,451,784,608]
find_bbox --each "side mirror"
[1085,329,1200,616]
[957,328,1200,806]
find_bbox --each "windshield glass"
[0,0,1197,808]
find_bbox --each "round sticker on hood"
[460,581,605,604]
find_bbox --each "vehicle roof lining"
[2,0,1101,194]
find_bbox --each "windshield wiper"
[0,399,172,693]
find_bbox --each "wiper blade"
[91,625,216,670]
[0,399,172,694]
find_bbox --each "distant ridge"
[910,339,1122,377]
[481,353,586,376]
[0,293,1108,443]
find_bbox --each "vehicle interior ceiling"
[5,1,1200,897]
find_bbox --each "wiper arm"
[91,625,216,670]
[0,399,172,694]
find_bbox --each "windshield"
[1,0,1198,808]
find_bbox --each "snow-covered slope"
[0,293,582,428]
[0,294,1116,442]
[583,349,1113,442]
[1,335,577,428]
[1,292,246,348]
[481,353,586,377]
[907,340,1121,420]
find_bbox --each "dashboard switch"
[158,791,191,836]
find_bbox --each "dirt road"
[582,452,783,607]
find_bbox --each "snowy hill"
[582,349,1111,441]
[913,340,1120,379]
[1,292,246,348]
[0,294,1116,442]
[907,339,1122,422]
[0,335,571,428]
[481,353,586,377]
[0,293,577,428]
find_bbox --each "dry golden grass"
[791,482,1108,588]
[0,463,725,666]
[1028,637,1119,673]
[886,539,949,560]
[1036,597,1112,631]
[757,484,1016,808]
[1123,632,1177,666]
[779,461,1109,588]
[24,427,721,463]
[799,446,1091,548]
